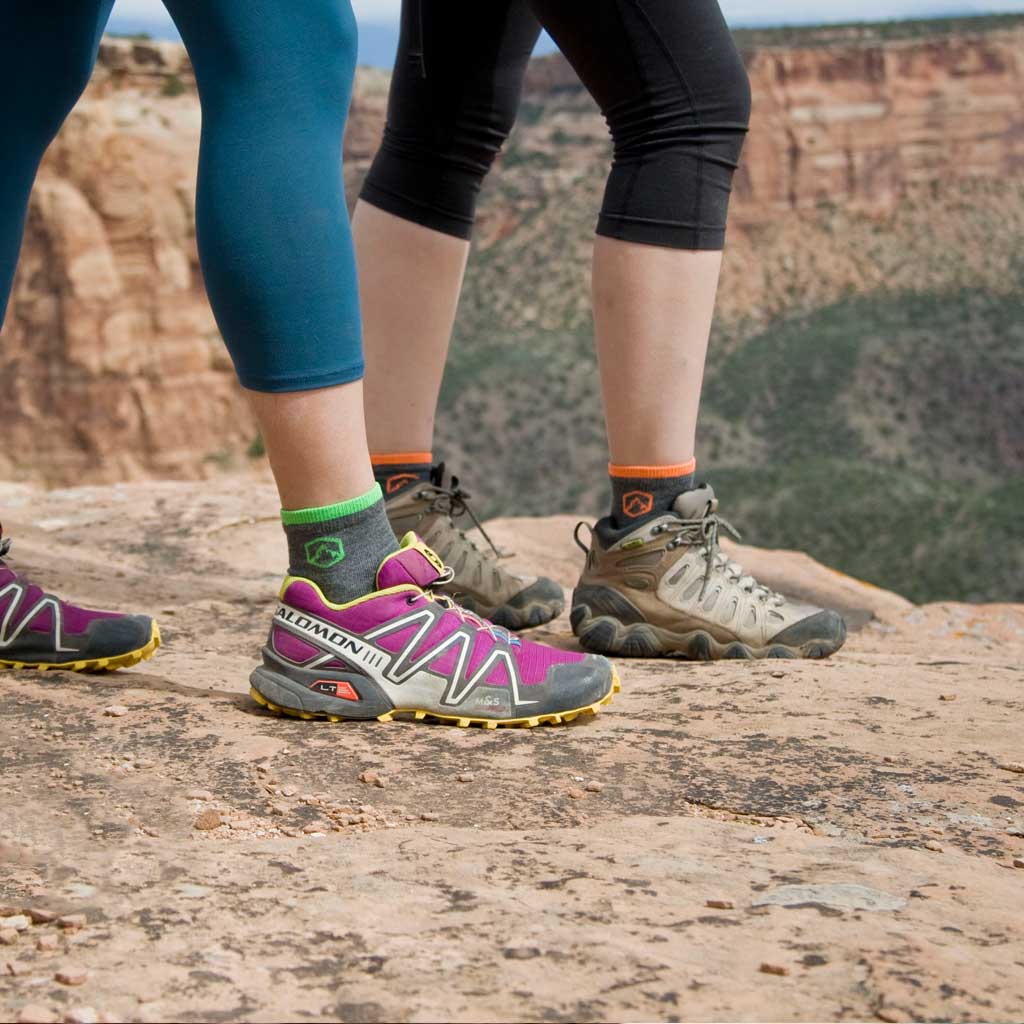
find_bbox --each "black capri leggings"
[360,0,751,251]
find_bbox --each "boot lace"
[414,477,510,561]
[653,509,785,606]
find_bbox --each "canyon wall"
[1,26,1022,484]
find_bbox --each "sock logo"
[304,536,346,569]
[386,473,418,494]
[622,490,654,518]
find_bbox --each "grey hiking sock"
[281,484,399,604]
[609,460,697,530]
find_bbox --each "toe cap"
[769,608,847,655]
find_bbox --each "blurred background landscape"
[1,10,1022,602]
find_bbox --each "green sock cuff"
[280,483,383,526]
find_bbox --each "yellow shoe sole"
[0,620,161,673]
[250,667,620,729]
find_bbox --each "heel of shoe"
[250,652,395,722]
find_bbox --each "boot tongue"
[671,483,717,520]
[376,534,447,590]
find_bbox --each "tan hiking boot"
[385,472,564,631]
[571,484,847,659]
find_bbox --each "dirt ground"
[2,477,1022,1023]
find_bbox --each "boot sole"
[249,667,620,730]
[573,610,844,661]
[0,621,162,673]
[487,597,564,631]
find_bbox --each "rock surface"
[1,477,1022,1022]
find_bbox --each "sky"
[108,0,1024,66]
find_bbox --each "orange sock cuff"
[608,458,696,480]
[370,451,433,466]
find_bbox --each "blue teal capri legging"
[0,1,362,392]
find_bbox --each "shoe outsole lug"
[0,622,162,674]
[247,666,620,730]
[573,610,845,661]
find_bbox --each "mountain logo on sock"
[622,490,655,518]
[385,473,419,494]
[304,536,346,569]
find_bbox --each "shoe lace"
[414,478,511,561]
[405,565,520,647]
[653,509,785,607]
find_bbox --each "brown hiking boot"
[571,484,847,659]
[385,471,564,630]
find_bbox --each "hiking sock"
[282,483,398,604]
[371,452,434,498]
[609,459,697,529]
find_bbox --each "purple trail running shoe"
[0,525,160,672]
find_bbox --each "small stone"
[18,1005,58,1024]
[503,946,541,960]
[998,762,1024,774]
[63,1009,100,1024]
[1012,858,1024,869]
[57,915,86,931]
[302,823,326,835]
[938,694,957,702]
[28,909,57,924]
[267,803,288,816]
[420,812,439,822]
[193,810,222,831]
[456,773,475,783]
[102,706,129,717]
[0,915,29,931]
[55,966,89,985]
[567,788,586,800]
[759,962,790,976]
[705,899,735,910]
[0,930,18,945]
[358,771,379,785]
[769,670,786,679]
[36,934,60,952]
[584,781,605,793]
[186,790,213,801]
[923,840,944,852]
[281,785,297,797]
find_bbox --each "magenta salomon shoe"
[250,534,619,728]
[0,527,160,672]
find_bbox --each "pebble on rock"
[17,1005,58,1024]
[102,706,129,717]
[998,762,1024,774]
[456,773,475,783]
[759,962,790,976]
[63,1008,100,1024]
[1012,858,1024,869]
[186,790,213,801]
[585,781,605,793]
[0,915,30,931]
[55,966,89,986]
[28,909,57,924]
[938,694,957,701]
[923,840,944,852]
[57,915,86,931]
[705,899,735,910]
[567,788,586,800]
[36,934,60,952]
